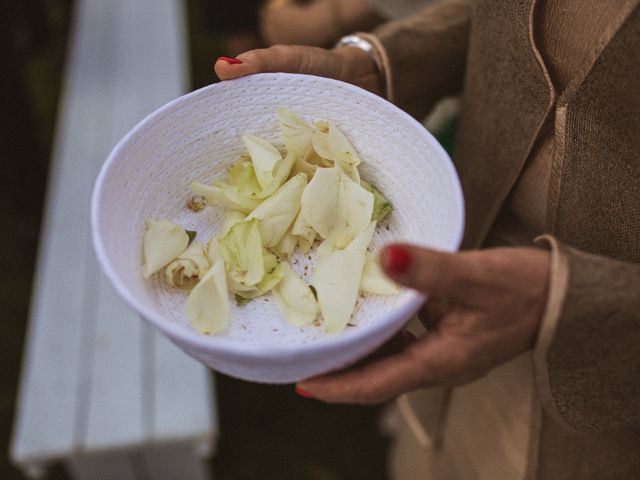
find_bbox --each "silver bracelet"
[335,34,383,73]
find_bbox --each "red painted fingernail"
[217,56,243,65]
[295,385,314,398]
[383,246,412,275]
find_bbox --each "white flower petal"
[218,218,265,286]
[328,122,362,183]
[246,173,307,247]
[312,221,376,334]
[254,150,297,199]
[228,252,285,299]
[242,134,282,190]
[299,166,373,245]
[360,253,399,295]
[273,226,298,260]
[222,210,246,236]
[278,108,313,158]
[165,241,210,288]
[191,181,260,213]
[142,219,189,279]
[274,262,319,327]
[187,259,230,335]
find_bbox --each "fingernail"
[217,56,243,65]
[382,245,412,275]
[295,385,314,398]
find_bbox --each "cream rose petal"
[228,158,262,195]
[360,252,399,295]
[312,221,376,334]
[278,108,313,158]
[221,210,246,236]
[291,211,317,253]
[299,166,373,244]
[165,241,210,288]
[273,226,298,260]
[228,252,285,299]
[311,129,334,161]
[242,134,282,190]
[191,181,260,213]
[187,259,230,335]
[254,150,297,200]
[218,218,265,286]
[328,122,362,183]
[246,173,308,247]
[142,219,189,279]
[274,262,319,327]
[361,180,393,222]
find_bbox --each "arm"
[367,0,474,118]
[535,236,640,433]
[215,0,474,119]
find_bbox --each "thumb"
[380,244,483,302]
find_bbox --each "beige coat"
[362,0,640,478]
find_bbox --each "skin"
[215,47,551,404]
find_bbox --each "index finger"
[380,245,488,304]
[214,45,338,81]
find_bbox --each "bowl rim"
[91,72,464,359]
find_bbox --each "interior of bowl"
[92,73,464,354]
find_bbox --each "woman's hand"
[214,45,384,96]
[297,245,551,404]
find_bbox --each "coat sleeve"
[358,0,474,118]
[534,235,640,433]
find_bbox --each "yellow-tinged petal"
[187,259,230,335]
[246,173,307,247]
[228,158,262,195]
[312,222,376,334]
[191,181,260,213]
[227,252,285,299]
[254,150,297,199]
[314,120,330,133]
[292,146,333,179]
[278,108,313,158]
[273,226,298,260]
[218,219,265,286]
[328,122,362,183]
[206,236,221,264]
[304,146,333,168]
[273,262,319,327]
[222,210,246,236]
[242,134,282,190]
[360,253,399,295]
[311,129,334,161]
[142,219,189,279]
[165,241,210,288]
[299,166,373,245]
[361,180,393,222]
[291,210,317,254]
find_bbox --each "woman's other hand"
[296,245,551,404]
[214,45,384,96]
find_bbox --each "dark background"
[0,1,391,479]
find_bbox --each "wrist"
[333,35,385,96]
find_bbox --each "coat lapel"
[547,0,640,236]
[456,0,553,248]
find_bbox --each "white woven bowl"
[92,73,464,383]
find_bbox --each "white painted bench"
[10,1,217,478]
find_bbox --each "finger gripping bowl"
[92,73,464,383]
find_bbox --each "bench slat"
[11,0,116,462]
[151,331,216,444]
[12,0,216,474]
[82,276,146,451]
